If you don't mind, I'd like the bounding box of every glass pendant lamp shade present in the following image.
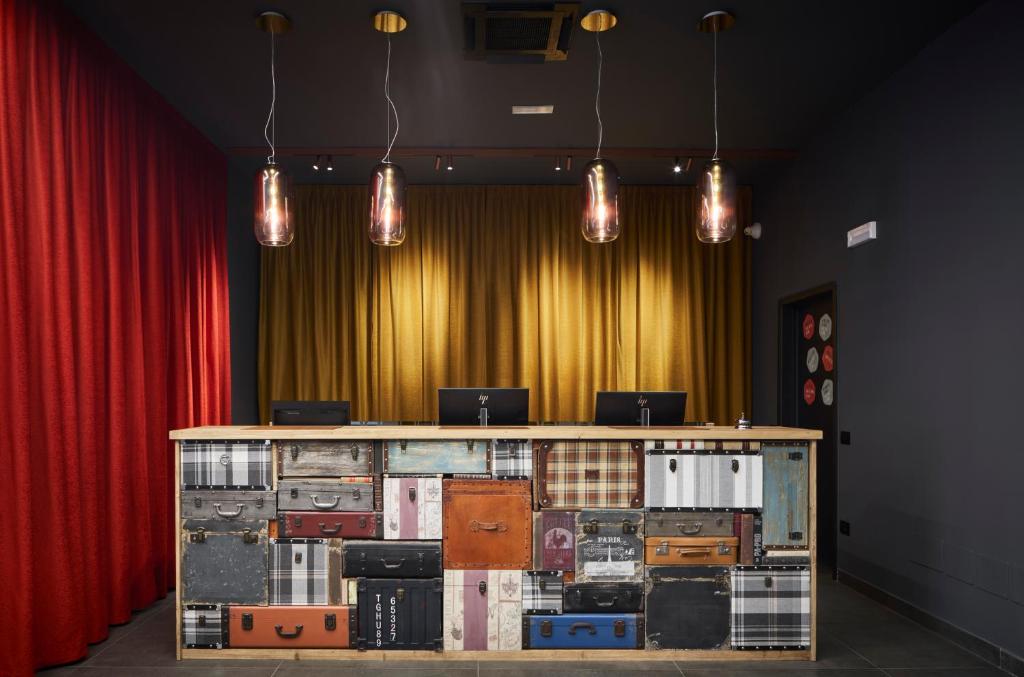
[253,162,294,246]
[581,158,620,243]
[368,162,407,246]
[697,158,737,243]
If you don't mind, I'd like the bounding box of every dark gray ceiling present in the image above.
[64,0,982,185]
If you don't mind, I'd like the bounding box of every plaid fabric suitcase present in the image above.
[522,571,563,615]
[181,440,272,489]
[270,539,329,605]
[383,476,442,540]
[443,570,523,651]
[491,439,531,479]
[645,442,763,510]
[731,565,811,649]
[182,604,227,648]
[536,440,643,509]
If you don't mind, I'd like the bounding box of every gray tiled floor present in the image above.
[39,578,1009,676]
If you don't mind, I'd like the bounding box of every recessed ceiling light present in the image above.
[512,105,554,115]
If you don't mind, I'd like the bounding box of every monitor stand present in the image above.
[478,407,489,426]
[639,407,651,427]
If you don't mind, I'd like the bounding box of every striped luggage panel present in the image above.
[492,439,532,479]
[181,604,226,648]
[522,570,563,615]
[443,570,523,651]
[383,476,443,540]
[269,539,329,605]
[645,448,763,509]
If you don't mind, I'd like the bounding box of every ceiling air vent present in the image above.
[462,3,579,63]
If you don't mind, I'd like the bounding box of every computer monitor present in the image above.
[438,388,529,426]
[593,391,687,426]
[270,400,351,426]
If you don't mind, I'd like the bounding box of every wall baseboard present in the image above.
[838,569,1024,677]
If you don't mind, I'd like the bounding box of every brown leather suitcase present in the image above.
[228,605,356,648]
[442,479,532,569]
[644,536,739,565]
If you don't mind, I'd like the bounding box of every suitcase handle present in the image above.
[310,494,340,509]
[213,503,244,518]
[380,557,406,569]
[568,622,597,636]
[318,522,342,535]
[274,624,304,639]
[593,595,619,608]
[470,520,507,532]
[676,547,711,558]
[679,522,703,535]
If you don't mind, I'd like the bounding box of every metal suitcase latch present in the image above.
[731,459,740,473]
[655,540,669,555]
[622,520,638,534]
[324,613,336,631]
[538,579,547,591]
[613,619,626,638]
[508,444,517,458]
[789,451,804,461]
[583,519,599,535]
[408,486,417,502]
[350,444,359,461]
[290,488,299,499]
[241,613,253,631]
[219,454,231,466]
[764,576,773,588]
[540,620,553,638]
[466,440,475,454]
[242,528,258,544]
[197,614,207,627]
[190,528,207,544]
[358,516,368,529]
[351,488,361,500]
[790,531,803,540]
[669,458,677,472]
[255,496,264,508]
[654,440,665,450]
[193,496,202,508]
[294,516,303,527]
[396,587,405,602]
[717,541,732,555]
[295,551,303,564]
[478,581,487,595]
[290,444,299,461]
[399,440,407,453]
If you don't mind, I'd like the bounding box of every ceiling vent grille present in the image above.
[463,3,579,63]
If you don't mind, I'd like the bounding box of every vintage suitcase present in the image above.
[180,440,272,489]
[277,478,374,512]
[181,604,227,649]
[356,577,444,650]
[563,582,644,613]
[536,440,643,509]
[491,439,532,479]
[180,490,276,522]
[269,539,329,605]
[277,439,373,477]
[383,439,489,475]
[574,510,644,584]
[383,476,442,540]
[228,605,356,648]
[646,511,735,537]
[522,613,644,649]
[342,540,442,578]
[522,571,563,615]
[762,443,809,547]
[533,511,575,570]
[645,565,730,649]
[278,511,382,539]
[645,444,763,510]
[732,565,811,648]
[181,522,268,604]
[443,570,523,651]
[442,479,532,569]
[644,536,739,565]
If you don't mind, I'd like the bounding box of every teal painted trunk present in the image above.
[761,444,809,547]
[383,439,490,475]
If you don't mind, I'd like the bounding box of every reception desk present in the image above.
[171,424,821,662]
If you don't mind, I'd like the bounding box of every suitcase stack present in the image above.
[178,435,811,654]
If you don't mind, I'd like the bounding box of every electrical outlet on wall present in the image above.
[840,431,851,445]
[839,520,851,536]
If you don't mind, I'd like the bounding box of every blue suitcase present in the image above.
[522,613,644,649]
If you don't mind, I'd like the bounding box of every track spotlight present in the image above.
[446,155,454,171]
[672,157,682,174]
[554,157,563,172]
[326,155,334,172]
[312,155,321,172]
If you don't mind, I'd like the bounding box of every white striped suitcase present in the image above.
[645,441,763,510]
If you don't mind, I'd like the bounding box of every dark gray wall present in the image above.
[752,0,1024,658]
[227,157,261,424]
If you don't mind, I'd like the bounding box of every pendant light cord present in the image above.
[712,28,719,161]
[383,33,399,163]
[263,31,276,165]
[594,30,604,159]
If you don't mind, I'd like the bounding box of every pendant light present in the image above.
[368,11,408,246]
[253,11,294,247]
[580,10,620,244]
[696,10,738,244]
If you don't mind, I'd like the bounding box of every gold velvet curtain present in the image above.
[258,184,751,424]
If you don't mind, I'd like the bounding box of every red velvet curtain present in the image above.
[0,1,231,674]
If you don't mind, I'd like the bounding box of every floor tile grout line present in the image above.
[828,630,895,677]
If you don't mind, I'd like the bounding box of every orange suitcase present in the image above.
[228,605,356,648]
[644,536,739,565]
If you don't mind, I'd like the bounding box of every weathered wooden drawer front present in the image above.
[357,577,444,650]
[731,566,811,649]
[182,604,227,648]
[491,439,532,479]
[762,444,809,547]
[644,536,739,565]
[537,440,643,509]
[442,480,532,569]
[181,490,276,522]
[443,570,523,651]
[277,478,374,512]
[574,510,644,584]
[270,539,329,605]
[278,440,373,477]
[383,477,442,540]
[563,582,644,613]
[533,511,575,570]
[384,439,489,475]
[645,565,730,649]
[645,448,763,509]
[180,440,271,489]
[646,511,734,537]
[278,511,382,539]
[342,540,442,578]
[181,525,268,605]
[523,571,563,615]
[522,613,644,649]
[228,605,356,648]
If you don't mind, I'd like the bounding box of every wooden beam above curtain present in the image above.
[258,185,750,425]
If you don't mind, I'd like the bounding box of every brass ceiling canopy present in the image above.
[698,10,735,33]
[373,10,408,34]
[580,9,617,32]
[256,10,292,34]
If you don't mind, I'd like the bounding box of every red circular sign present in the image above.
[803,378,816,405]
[802,314,815,340]
[822,345,834,372]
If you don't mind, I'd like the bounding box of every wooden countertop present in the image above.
[169,425,822,441]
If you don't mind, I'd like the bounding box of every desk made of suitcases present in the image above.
[170,424,821,663]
